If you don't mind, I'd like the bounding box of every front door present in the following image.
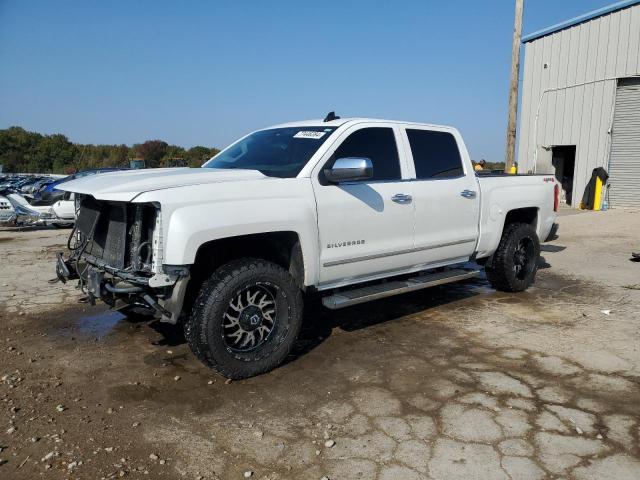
[312,124,415,286]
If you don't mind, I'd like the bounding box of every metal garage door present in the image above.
[608,77,640,208]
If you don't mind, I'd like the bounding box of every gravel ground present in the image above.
[1,210,639,480]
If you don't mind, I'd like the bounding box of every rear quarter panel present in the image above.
[476,175,556,258]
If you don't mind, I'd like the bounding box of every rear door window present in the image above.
[406,129,464,179]
[330,127,401,181]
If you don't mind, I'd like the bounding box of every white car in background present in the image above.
[1,192,75,227]
[0,195,14,223]
[35,192,76,227]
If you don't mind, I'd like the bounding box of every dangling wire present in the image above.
[75,239,90,294]
[66,224,79,250]
[137,241,152,265]
[66,223,91,294]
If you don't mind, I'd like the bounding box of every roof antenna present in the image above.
[324,111,340,122]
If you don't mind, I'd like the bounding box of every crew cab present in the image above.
[56,115,558,379]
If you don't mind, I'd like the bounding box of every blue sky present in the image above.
[0,0,613,161]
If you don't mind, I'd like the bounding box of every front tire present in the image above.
[186,258,303,379]
[485,223,540,292]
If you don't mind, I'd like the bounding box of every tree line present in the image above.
[0,126,220,174]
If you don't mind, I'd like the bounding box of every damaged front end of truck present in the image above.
[56,194,189,324]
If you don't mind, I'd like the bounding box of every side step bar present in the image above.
[322,268,480,310]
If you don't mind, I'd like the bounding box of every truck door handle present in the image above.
[460,190,477,199]
[392,194,413,204]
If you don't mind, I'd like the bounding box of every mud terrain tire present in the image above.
[485,222,540,292]
[186,258,303,379]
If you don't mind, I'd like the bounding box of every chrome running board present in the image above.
[321,268,480,310]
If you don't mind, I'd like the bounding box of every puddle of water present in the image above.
[76,310,126,337]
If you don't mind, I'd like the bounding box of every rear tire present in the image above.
[186,258,303,379]
[485,223,540,292]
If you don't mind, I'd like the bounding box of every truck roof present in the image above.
[270,117,455,131]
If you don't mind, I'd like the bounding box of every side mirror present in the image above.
[324,157,373,183]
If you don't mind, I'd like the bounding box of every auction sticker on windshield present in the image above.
[293,131,326,139]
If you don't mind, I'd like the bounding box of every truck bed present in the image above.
[475,173,557,259]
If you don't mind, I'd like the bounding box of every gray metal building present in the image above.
[517,0,640,208]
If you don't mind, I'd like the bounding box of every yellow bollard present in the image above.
[593,176,603,211]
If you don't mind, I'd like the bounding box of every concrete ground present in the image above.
[0,210,639,480]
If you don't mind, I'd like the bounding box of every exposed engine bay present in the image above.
[56,195,189,323]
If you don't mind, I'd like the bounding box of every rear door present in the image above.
[312,123,415,286]
[401,127,479,265]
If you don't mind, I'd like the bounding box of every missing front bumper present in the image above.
[55,252,189,324]
[55,253,78,283]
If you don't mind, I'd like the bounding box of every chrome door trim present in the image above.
[322,238,476,267]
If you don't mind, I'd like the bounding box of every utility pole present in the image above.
[505,0,524,173]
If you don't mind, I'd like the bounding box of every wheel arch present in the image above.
[181,231,306,321]
[192,231,305,282]
[503,207,539,231]
[477,207,539,266]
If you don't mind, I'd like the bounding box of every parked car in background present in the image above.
[1,188,75,227]
[0,192,15,223]
[30,191,76,227]
[0,176,59,225]
[0,169,127,226]
[33,168,127,205]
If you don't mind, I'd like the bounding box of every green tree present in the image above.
[0,127,220,173]
[105,144,129,168]
[160,144,187,167]
[0,126,43,172]
[135,140,168,168]
[37,134,79,173]
[186,145,217,167]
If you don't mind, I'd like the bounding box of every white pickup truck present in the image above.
[57,115,558,379]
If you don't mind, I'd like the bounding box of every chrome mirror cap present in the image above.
[324,157,373,183]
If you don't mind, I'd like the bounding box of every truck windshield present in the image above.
[203,127,337,178]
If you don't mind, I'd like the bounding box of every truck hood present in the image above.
[58,168,268,202]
